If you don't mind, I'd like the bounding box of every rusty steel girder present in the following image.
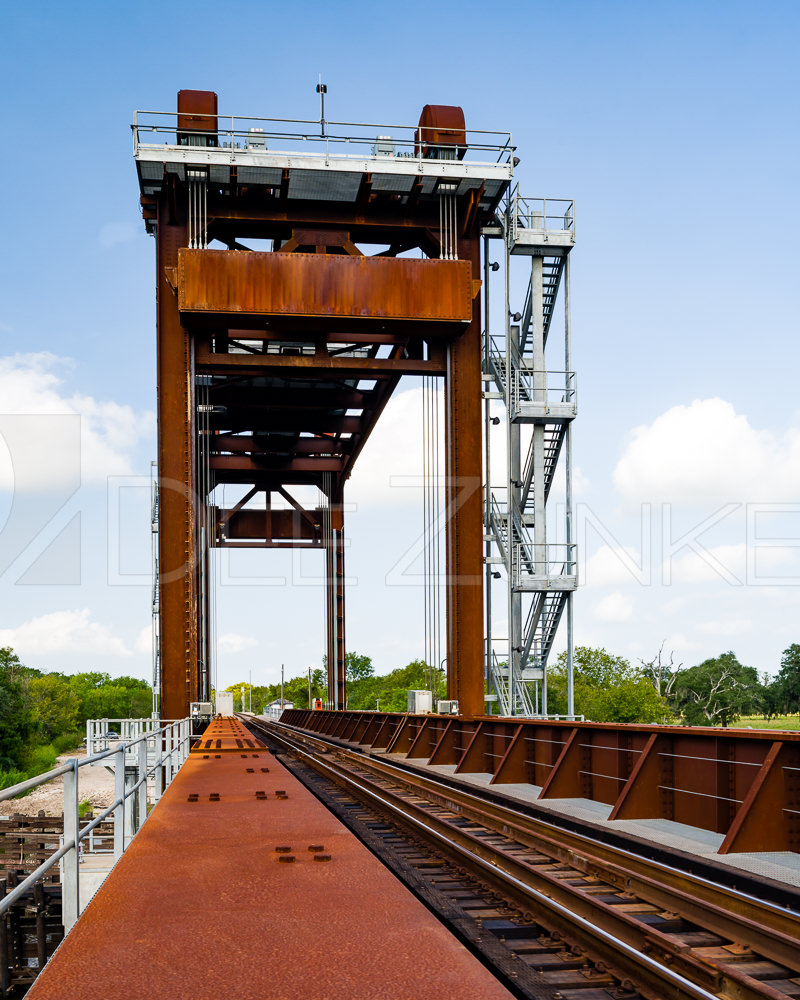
[178,249,473,324]
[282,710,800,854]
[142,89,498,717]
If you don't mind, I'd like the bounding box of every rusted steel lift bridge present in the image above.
[14,90,800,1000]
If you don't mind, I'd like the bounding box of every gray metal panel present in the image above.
[287,169,362,202]
[456,177,484,196]
[371,173,415,193]
[165,163,185,180]
[139,162,163,180]
[209,165,230,184]
[237,166,282,185]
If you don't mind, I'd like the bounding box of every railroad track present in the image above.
[244,716,800,1000]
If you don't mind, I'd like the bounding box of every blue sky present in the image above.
[1,0,798,691]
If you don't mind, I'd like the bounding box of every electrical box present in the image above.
[373,135,395,156]
[437,700,459,715]
[407,690,433,714]
[247,127,267,150]
[190,702,213,719]
[215,691,234,716]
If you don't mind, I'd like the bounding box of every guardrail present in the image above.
[0,719,191,933]
[511,369,577,413]
[511,193,575,233]
[132,110,515,167]
[514,542,578,583]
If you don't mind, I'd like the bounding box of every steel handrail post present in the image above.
[62,760,79,932]
[137,735,148,832]
[114,747,125,861]
[123,762,135,847]
[155,730,164,803]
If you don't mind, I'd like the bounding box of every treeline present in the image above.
[0,646,152,788]
[229,644,800,728]
[534,643,800,726]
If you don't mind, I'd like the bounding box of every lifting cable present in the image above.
[421,376,443,702]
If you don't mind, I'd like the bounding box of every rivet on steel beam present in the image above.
[307,845,324,852]
[275,846,292,853]
[313,854,332,863]
[278,855,295,864]
[246,768,255,773]
[260,768,270,773]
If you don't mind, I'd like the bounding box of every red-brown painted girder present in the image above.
[27,720,512,1000]
[178,249,473,323]
[284,710,800,853]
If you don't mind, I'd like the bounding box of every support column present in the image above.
[445,238,484,715]
[325,489,346,709]
[530,256,547,713]
[156,178,199,720]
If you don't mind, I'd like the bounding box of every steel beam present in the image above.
[445,238,484,715]
[156,179,199,719]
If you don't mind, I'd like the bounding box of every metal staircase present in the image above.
[482,190,578,717]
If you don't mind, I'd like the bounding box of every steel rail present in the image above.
[269,720,800,958]
[250,718,794,1000]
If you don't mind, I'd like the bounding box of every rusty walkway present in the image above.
[26,718,513,1000]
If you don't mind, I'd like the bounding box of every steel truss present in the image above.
[482,192,578,717]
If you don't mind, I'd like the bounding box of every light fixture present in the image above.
[491,416,500,426]
[490,261,499,272]
[492,571,501,579]
[512,156,520,167]
[511,311,521,322]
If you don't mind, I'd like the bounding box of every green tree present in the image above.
[0,647,35,770]
[549,646,672,723]
[670,652,761,727]
[29,674,80,742]
[776,644,800,714]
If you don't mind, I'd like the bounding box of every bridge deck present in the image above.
[29,719,512,999]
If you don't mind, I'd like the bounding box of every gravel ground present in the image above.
[0,750,116,818]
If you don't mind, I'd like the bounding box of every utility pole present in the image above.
[249,669,252,712]
[281,663,284,712]
[308,666,311,709]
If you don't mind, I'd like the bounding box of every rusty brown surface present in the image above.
[445,237,485,715]
[283,709,800,852]
[27,720,513,1000]
[178,249,473,323]
[416,105,467,159]
[176,89,217,136]
[156,181,198,720]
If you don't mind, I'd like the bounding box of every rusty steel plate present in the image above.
[178,248,473,323]
[28,727,513,1000]
[192,717,267,754]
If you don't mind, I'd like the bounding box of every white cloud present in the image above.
[0,609,131,657]
[666,542,798,585]
[583,544,648,586]
[592,591,634,622]
[217,632,258,654]
[348,386,431,509]
[134,625,152,654]
[0,353,152,490]
[614,398,800,507]
[696,617,753,636]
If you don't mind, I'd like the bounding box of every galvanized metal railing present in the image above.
[510,369,577,414]
[513,542,578,586]
[132,110,515,166]
[511,191,575,235]
[0,718,191,933]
